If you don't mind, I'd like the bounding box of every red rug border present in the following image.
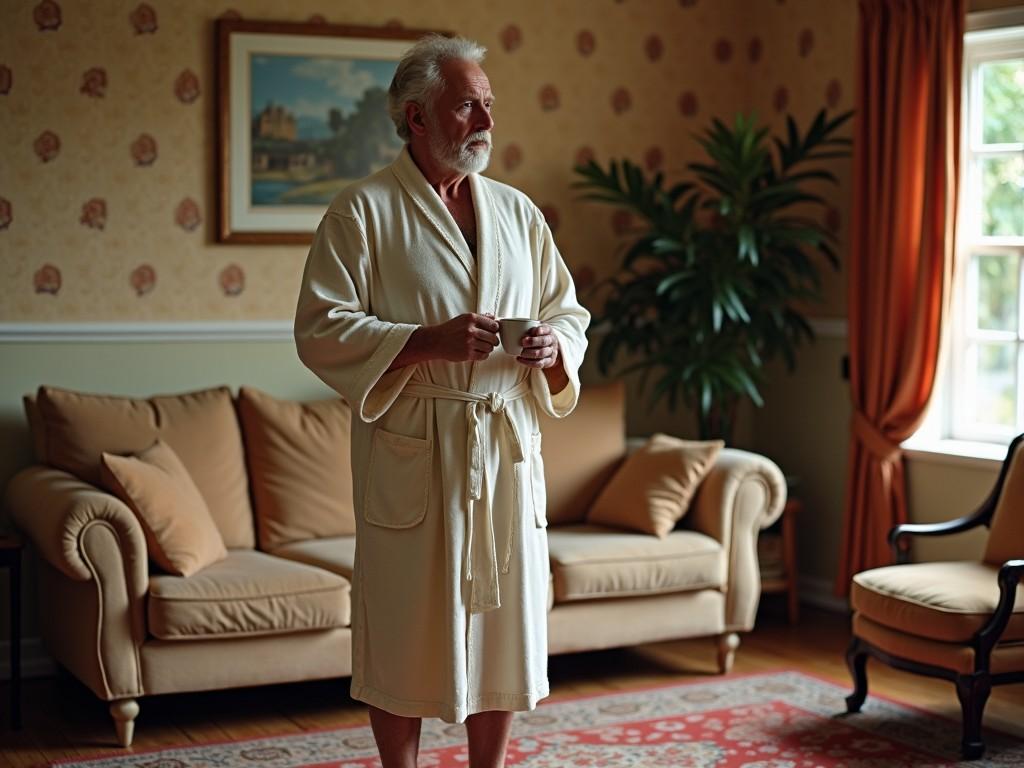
[46,667,1012,766]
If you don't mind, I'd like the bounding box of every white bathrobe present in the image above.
[293,146,590,723]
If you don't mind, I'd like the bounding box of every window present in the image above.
[946,24,1024,445]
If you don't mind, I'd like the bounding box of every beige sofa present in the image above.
[3,380,785,747]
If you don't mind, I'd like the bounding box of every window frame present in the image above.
[947,25,1024,445]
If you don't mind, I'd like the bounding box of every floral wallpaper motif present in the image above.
[0,0,853,322]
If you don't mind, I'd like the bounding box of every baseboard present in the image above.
[799,575,850,614]
[0,637,57,680]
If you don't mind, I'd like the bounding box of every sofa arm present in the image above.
[3,465,147,699]
[4,466,148,593]
[687,448,787,632]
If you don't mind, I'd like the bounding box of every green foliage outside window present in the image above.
[980,60,1024,237]
[976,253,1018,332]
[982,59,1024,144]
[975,342,1017,427]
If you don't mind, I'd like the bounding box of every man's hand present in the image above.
[518,324,570,394]
[425,312,501,363]
[387,313,499,372]
[516,324,560,369]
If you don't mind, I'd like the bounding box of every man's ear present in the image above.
[406,103,428,137]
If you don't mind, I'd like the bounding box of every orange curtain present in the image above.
[837,0,964,594]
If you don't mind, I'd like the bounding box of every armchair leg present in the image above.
[110,698,140,747]
[716,632,740,674]
[955,673,992,761]
[844,637,869,713]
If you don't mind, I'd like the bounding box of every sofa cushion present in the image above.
[586,434,723,537]
[852,561,1024,643]
[539,381,626,526]
[100,440,227,577]
[269,536,357,580]
[547,524,725,603]
[34,385,255,548]
[148,550,350,640]
[237,387,356,550]
[271,536,559,611]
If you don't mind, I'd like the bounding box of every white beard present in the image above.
[428,127,492,174]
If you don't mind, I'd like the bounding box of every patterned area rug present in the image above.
[53,671,1024,767]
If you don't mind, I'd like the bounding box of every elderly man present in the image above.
[294,34,589,768]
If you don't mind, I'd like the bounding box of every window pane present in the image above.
[975,253,1019,331]
[982,59,1024,144]
[970,342,1017,428]
[981,155,1024,237]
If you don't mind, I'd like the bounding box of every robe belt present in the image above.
[400,380,531,614]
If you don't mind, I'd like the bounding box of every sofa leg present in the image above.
[955,673,991,760]
[110,698,140,747]
[716,632,740,673]
[845,637,869,713]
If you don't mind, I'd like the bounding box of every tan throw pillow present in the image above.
[586,433,724,537]
[237,387,356,550]
[100,439,228,577]
[35,385,255,548]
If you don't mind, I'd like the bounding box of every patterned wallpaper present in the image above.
[0,0,854,323]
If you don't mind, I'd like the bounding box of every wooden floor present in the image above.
[2,604,1023,766]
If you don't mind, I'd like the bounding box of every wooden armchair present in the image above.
[844,434,1024,760]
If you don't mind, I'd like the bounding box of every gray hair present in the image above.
[388,34,487,142]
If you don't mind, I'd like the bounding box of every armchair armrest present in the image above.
[889,513,990,564]
[688,448,787,632]
[976,559,1024,659]
[3,465,147,699]
[4,465,147,593]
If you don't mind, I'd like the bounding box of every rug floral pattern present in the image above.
[54,672,1024,768]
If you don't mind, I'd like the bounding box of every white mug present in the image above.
[498,317,540,356]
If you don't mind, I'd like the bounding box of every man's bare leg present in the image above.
[465,710,515,768]
[367,705,421,768]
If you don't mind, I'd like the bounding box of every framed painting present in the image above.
[216,19,435,244]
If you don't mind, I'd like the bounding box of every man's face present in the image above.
[425,58,494,174]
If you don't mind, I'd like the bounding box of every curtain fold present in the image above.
[837,0,964,595]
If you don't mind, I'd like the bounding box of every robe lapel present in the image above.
[469,172,500,316]
[391,147,476,282]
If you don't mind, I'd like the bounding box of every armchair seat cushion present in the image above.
[148,550,350,640]
[852,561,1024,643]
[547,524,724,603]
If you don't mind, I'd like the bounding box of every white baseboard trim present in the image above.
[0,637,57,680]
[0,321,294,343]
[799,574,850,614]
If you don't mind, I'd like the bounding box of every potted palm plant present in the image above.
[573,109,852,441]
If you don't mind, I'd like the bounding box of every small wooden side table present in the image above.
[0,532,22,730]
[759,498,800,625]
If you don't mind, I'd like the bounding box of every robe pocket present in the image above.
[363,428,431,529]
[529,432,547,528]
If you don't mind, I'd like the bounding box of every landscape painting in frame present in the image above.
[217,20,432,243]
